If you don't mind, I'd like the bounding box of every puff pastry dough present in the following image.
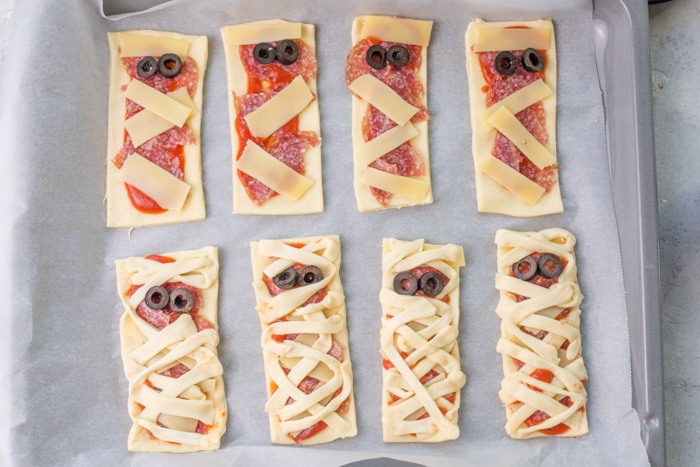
[465,19,563,216]
[250,235,357,444]
[116,246,227,452]
[380,238,466,442]
[494,229,588,438]
[106,30,207,228]
[221,20,323,215]
[346,16,434,211]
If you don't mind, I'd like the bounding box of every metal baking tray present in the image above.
[592,0,664,465]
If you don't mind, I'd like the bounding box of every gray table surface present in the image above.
[0,1,697,466]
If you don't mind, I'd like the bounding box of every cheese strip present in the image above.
[118,32,191,58]
[473,28,550,52]
[222,21,302,45]
[357,123,419,167]
[480,79,553,130]
[125,79,193,128]
[124,110,175,148]
[168,87,197,112]
[244,76,314,138]
[349,74,419,126]
[362,167,430,200]
[237,141,313,200]
[478,156,545,205]
[120,153,191,211]
[487,107,556,169]
[358,16,433,46]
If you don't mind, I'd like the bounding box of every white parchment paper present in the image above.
[1,0,650,465]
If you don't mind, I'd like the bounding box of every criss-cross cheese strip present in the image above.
[250,236,357,445]
[494,228,588,439]
[116,246,227,452]
[125,88,198,147]
[244,75,314,138]
[380,238,466,442]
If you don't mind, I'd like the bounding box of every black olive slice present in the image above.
[273,267,298,290]
[169,287,195,313]
[512,256,537,281]
[366,45,387,70]
[387,45,410,67]
[537,253,563,279]
[522,48,545,73]
[253,42,276,64]
[144,285,169,310]
[297,265,323,286]
[276,39,299,65]
[158,53,183,78]
[418,271,445,297]
[494,51,517,76]
[393,271,418,295]
[136,56,158,78]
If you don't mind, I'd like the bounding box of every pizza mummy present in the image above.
[221,20,323,215]
[249,236,357,444]
[494,229,588,438]
[115,246,227,452]
[465,19,562,217]
[380,238,466,442]
[106,30,207,228]
[345,16,434,211]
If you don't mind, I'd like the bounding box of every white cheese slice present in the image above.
[236,141,313,200]
[221,21,302,45]
[480,79,553,130]
[362,167,429,200]
[473,28,550,52]
[124,110,175,148]
[357,123,419,167]
[124,79,193,128]
[157,413,199,433]
[167,87,197,113]
[118,32,191,59]
[119,153,191,211]
[244,76,314,138]
[349,74,419,126]
[477,156,545,205]
[358,16,433,46]
[487,106,556,170]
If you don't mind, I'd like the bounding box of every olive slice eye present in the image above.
[137,56,158,78]
[393,271,418,295]
[418,271,445,297]
[512,256,537,281]
[297,265,323,286]
[253,42,276,64]
[273,267,298,290]
[276,39,299,65]
[494,51,517,76]
[158,53,183,78]
[537,253,562,279]
[169,287,195,313]
[522,48,544,73]
[387,45,410,67]
[366,44,387,70]
[145,285,169,310]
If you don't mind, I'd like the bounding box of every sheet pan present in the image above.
[0,0,663,465]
